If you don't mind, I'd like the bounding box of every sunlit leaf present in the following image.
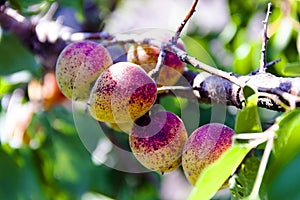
[282,62,300,77]
[272,17,293,54]
[235,86,262,134]
[272,109,300,158]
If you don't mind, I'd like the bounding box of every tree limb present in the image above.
[1,4,299,112]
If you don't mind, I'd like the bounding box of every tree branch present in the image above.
[0,5,66,71]
[1,3,300,112]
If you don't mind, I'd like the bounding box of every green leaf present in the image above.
[0,147,47,199]
[235,86,262,134]
[231,151,261,200]
[282,62,300,77]
[20,0,46,9]
[230,87,262,198]
[188,145,251,200]
[0,33,38,75]
[263,109,300,189]
[181,35,216,68]
[243,85,256,101]
[159,96,182,116]
[272,109,300,160]
[0,77,14,98]
[267,152,300,200]
[272,17,293,54]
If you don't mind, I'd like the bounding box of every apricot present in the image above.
[127,41,186,86]
[56,41,112,101]
[88,62,157,123]
[28,72,66,109]
[42,72,66,109]
[182,123,234,188]
[129,111,188,173]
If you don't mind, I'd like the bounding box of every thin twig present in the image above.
[169,45,246,88]
[157,86,193,92]
[233,131,274,149]
[258,2,272,73]
[171,0,199,44]
[233,132,270,140]
[265,58,281,68]
[150,0,199,82]
[250,58,281,75]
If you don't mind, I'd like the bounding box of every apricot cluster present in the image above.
[55,40,234,187]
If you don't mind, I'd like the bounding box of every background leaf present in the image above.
[0,33,38,75]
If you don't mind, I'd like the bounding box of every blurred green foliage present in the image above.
[0,0,299,199]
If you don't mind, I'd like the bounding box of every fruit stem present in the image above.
[249,130,274,199]
[148,43,167,83]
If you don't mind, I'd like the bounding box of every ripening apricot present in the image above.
[182,123,234,188]
[88,62,157,123]
[56,41,112,101]
[127,41,186,86]
[129,111,188,173]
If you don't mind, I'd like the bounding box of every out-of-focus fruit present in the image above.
[42,72,66,109]
[127,40,186,86]
[28,72,66,109]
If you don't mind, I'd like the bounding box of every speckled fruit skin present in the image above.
[127,42,186,86]
[182,123,234,188]
[88,62,157,123]
[56,41,112,101]
[129,111,188,173]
